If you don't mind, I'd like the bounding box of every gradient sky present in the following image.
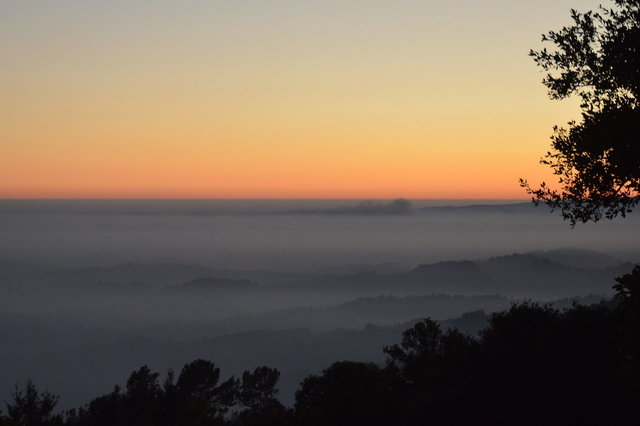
[0,0,601,199]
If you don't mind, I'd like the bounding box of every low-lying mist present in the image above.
[0,199,638,408]
[1,199,639,269]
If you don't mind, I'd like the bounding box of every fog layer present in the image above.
[0,200,638,408]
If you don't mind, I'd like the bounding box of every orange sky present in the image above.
[0,0,596,199]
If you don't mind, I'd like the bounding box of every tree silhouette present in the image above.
[69,386,123,426]
[294,361,399,426]
[238,367,281,411]
[172,359,237,425]
[233,367,289,426]
[65,360,239,426]
[383,319,479,425]
[384,318,477,386]
[6,299,640,426]
[521,0,639,225]
[4,381,62,426]
[613,265,640,386]
[123,365,161,425]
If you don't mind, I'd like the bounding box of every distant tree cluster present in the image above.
[521,0,640,225]
[2,266,639,426]
[1,362,286,426]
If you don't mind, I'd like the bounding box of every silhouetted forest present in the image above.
[2,266,638,426]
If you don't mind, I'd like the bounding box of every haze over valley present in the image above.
[0,199,637,408]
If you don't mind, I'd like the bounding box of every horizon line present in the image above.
[0,197,531,201]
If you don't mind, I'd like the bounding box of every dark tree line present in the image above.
[2,266,639,426]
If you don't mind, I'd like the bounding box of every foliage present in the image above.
[4,381,61,426]
[294,361,399,426]
[384,319,477,385]
[173,359,237,424]
[125,365,161,425]
[238,367,280,411]
[521,0,640,225]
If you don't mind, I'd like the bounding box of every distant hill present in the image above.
[1,249,632,300]
[405,253,625,298]
[190,294,513,335]
[527,247,622,269]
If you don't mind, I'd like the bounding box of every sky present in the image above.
[0,0,602,199]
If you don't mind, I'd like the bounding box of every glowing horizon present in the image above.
[0,0,600,199]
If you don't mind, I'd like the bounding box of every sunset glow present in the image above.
[0,0,598,199]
